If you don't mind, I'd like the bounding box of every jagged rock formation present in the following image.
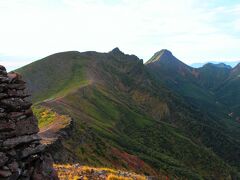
[0,65,58,180]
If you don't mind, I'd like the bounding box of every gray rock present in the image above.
[1,98,32,111]
[21,144,46,158]
[7,89,29,98]
[3,134,41,148]
[0,121,15,132]
[14,116,39,136]
[7,73,21,83]
[0,152,8,166]
[0,77,10,83]
[7,150,17,157]
[7,161,19,172]
[8,112,26,120]
[0,113,8,119]
[9,109,33,120]
[0,66,6,72]
[0,84,7,92]
[0,70,7,75]
[0,169,12,177]
[7,83,25,90]
[9,171,20,180]
[0,65,59,180]
[0,93,8,100]
[0,117,38,140]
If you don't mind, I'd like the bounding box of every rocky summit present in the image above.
[0,65,58,180]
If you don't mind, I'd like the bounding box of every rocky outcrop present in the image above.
[0,65,58,179]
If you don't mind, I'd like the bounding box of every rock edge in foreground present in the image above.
[0,65,58,180]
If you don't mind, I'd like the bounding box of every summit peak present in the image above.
[146,49,176,64]
[158,49,173,55]
[110,47,124,55]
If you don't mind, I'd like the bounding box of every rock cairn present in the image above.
[0,65,58,179]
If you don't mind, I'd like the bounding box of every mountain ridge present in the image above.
[202,62,232,69]
[191,61,240,68]
[14,48,240,179]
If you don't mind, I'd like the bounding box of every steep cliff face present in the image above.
[0,65,58,179]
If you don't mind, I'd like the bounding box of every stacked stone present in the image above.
[0,65,58,180]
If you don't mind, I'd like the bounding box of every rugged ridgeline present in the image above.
[0,65,58,179]
[16,49,240,179]
[146,50,240,122]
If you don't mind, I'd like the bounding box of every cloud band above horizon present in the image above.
[0,0,240,70]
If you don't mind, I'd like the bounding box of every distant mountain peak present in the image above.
[232,63,240,75]
[191,61,239,68]
[159,49,173,56]
[110,47,124,55]
[235,63,240,69]
[146,49,181,64]
[110,47,141,62]
[146,49,194,77]
[154,49,173,57]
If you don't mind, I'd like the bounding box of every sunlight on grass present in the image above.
[54,164,147,180]
[33,105,71,129]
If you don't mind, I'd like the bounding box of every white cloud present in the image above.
[0,0,239,70]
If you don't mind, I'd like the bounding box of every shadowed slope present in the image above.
[146,50,240,171]
[215,63,240,118]
[198,63,231,90]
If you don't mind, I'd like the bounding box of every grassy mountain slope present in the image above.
[215,63,240,118]
[146,51,240,170]
[16,51,89,102]
[15,49,240,179]
[145,50,229,120]
[146,50,215,105]
[197,63,231,90]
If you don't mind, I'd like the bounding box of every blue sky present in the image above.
[0,0,240,71]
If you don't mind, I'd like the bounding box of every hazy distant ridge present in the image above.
[191,61,239,68]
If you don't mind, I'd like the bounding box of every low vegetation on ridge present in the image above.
[54,164,147,180]
[16,48,240,179]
